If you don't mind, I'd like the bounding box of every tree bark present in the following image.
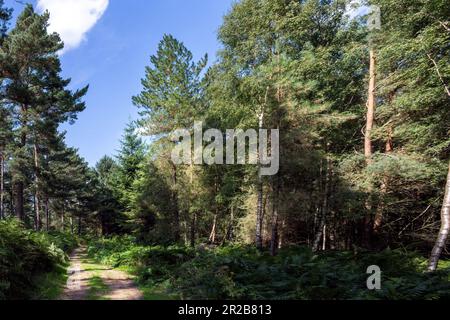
[428,162,450,271]
[223,205,235,244]
[171,163,180,242]
[365,49,377,163]
[363,49,377,247]
[14,181,24,221]
[313,154,331,252]
[256,104,266,251]
[33,143,41,231]
[270,175,280,256]
[45,197,50,231]
[61,202,65,232]
[14,106,28,221]
[209,213,217,244]
[190,212,197,247]
[0,150,4,220]
[373,127,393,234]
[78,214,82,236]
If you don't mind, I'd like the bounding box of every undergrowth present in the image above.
[86,236,450,300]
[0,219,78,300]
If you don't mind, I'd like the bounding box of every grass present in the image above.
[140,280,178,300]
[31,263,69,300]
[82,261,111,300]
[86,276,110,300]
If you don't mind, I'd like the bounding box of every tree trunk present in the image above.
[45,197,50,231]
[373,127,393,234]
[223,205,235,244]
[190,212,197,247]
[363,49,377,247]
[365,49,377,163]
[209,214,217,244]
[428,162,450,271]
[313,150,331,252]
[255,82,271,252]
[14,106,28,221]
[61,202,65,232]
[278,219,286,249]
[14,182,24,221]
[0,151,4,220]
[33,143,41,231]
[78,214,82,236]
[171,163,180,242]
[270,176,280,256]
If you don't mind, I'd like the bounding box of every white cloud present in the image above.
[37,0,109,53]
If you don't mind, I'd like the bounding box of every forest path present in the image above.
[60,247,143,300]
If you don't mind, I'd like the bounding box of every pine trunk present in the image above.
[428,162,450,271]
[33,143,41,231]
[14,106,27,221]
[374,129,393,234]
[313,150,331,252]
[222,205,234,245]
[45,198,50,231]
[78,214,82,236]
[363,49,377,247]
[256,107,265,251]
[365,49,376,162]
[14,181,24,221]
[171,163,180,242]
[190,212,197,247]
[270,176,280,256]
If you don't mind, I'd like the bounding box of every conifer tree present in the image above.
[0,5,87,223]
[133,34,208,242]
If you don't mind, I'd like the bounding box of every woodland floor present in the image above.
[60,247,143,300]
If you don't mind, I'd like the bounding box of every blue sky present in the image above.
[6,0,234,166]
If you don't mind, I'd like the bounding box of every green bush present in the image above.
[0,219,78,300]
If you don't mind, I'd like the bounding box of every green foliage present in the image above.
[0,219,77,299]
[87,237,450,300]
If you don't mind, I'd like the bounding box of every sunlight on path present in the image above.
[60,247,143,300]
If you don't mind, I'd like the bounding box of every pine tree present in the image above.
[0,5,87,224]
[133,34,208,242]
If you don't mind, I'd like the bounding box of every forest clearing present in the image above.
[1,0,450,301]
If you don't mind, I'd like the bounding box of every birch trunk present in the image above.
[428,162,450,271]
[209,214,217,244]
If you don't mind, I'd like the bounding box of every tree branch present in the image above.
[427,53,450,98]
